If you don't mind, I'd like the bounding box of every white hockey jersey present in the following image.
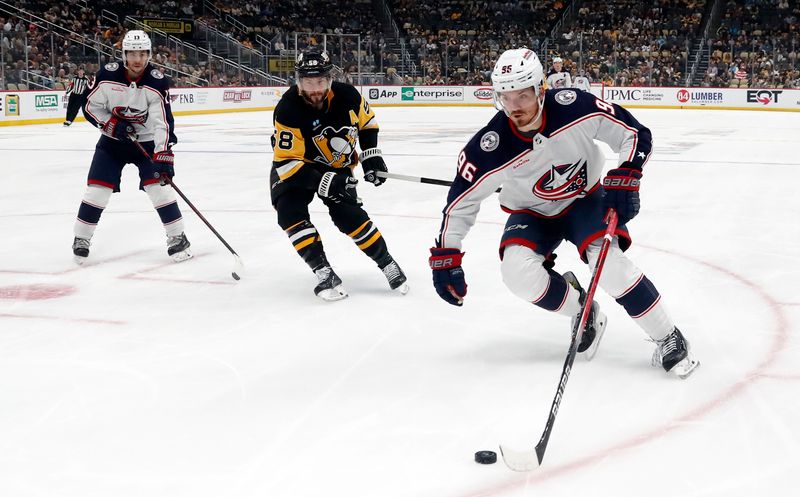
[84,61,176,152]
[437,89,652,249]
[546,69,572,89]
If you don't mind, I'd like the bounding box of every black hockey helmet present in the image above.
[295,48,333,78]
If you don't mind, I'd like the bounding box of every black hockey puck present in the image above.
[474,450,497,464]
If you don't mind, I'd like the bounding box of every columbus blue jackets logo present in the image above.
[312,125,358,168]
[532,159,588,201]
[555,90,577,105]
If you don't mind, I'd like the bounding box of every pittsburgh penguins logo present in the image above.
[312,126,358,168]
[532,159,588,201]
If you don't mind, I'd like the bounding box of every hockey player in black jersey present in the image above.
[270,48,408,301]
[71,30,190,264]
[429,48,699,378]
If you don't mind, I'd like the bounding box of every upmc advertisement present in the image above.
[600,86,799,110]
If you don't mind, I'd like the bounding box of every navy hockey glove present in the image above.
[101,106,144,141]
[429,248,467,306]
[318,171,362,205]
[152,150,175,185]
[361,148,387,186]
[602,166,642,224]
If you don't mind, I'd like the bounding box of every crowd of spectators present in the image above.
[701,0,799,88]
[1,0,262,90]
[391,0,565,85]
[543,0,706,88]
[2,0,799,90]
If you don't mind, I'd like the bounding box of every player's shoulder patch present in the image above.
[555,89,577,105]
[150,69,164,79]
[479,130,500,152]
[104,62,119,71]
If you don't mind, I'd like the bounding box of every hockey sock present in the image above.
[285,220,327,270]
[74,185,112,239]
[615,275,675,341]
[347,219,388,263]
[144,184,184,237]
[534,270,583,314]
[501,245,582,315]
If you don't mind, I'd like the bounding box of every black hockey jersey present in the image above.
[438,88,652,249]
[271,81,378,181]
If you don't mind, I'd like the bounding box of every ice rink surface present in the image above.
[1,104,799,497]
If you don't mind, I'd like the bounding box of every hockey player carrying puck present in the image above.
[270,48,408,301]
[429,48,699,378]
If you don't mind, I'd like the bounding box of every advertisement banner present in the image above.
[400,86,464,102]
[141,18,194,37]
[3,86,799,125]
[363,86,495,105]
[268,59,295,72]
[600,86,800,110]
[4,93,19,116]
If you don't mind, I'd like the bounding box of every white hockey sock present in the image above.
[144,184,185,237]
[501,245,581,316]
[74,185,112,240]
[585,239,675,340]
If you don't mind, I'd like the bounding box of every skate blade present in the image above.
[393,282,410,295]
[316,285,349,302]
[170,249,193,262]
[579,312,607,362]
[73,255,87,265]
[670,357,700,379]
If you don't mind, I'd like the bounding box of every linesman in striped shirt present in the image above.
[63,66,90,126]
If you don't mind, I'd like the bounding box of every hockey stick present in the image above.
[499,209,619,471]
[376,171,502,193]
[131,140,244,281]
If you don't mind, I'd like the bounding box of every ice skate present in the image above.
[651,327,699,379]
[63,120,72,127]
[563,271,607,361]
[378,256,409,295]
[72,236,90,265]
[314,265,348,301]
[167,232,192,262]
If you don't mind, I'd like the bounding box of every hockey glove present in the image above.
[101,106,145,141]
[361,148,387,186]
[318,171,361,206]
[602,165,642,224]
[429,247,467,306]
[152,150,175,185]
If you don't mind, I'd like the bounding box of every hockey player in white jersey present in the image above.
[71,30,191,263]
[429,48,699,378]
[546,56,572,89]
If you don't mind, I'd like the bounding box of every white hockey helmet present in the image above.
[491,48,545,95]
[491,48,545,112]
[122,30,152,67]
[552,56,563,64]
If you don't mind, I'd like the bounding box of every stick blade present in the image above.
[231,254,244,281]
[499,445,541,472]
